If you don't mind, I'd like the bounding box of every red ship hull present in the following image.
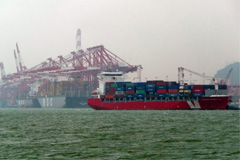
[88,96,230,110]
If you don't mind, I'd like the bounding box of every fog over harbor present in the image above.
[0,0,239,82]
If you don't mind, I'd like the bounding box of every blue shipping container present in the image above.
[146,83,156,88]
[115,82,131,84]
[169,93,179,97]
[157,93,166,97]
[146,94,155,98]
[146,88,156,92]
[115,87,124,91]
[205,85,215,89]
[223,85,227,89]
[210,85,215,89]
[218,85,222,89]
[136,94,145,98]
[218,85,227,89]
[126,86,135,90]
[168,85,179,89]
[157,85,167,89]
[204,85,209,89]
[116,82,131,84]
[136,86,146,90]
[126,94,135,98]
[168,82,177,86]
[135,82,146,86]
[184,85,191,90]
[193,93,203,97]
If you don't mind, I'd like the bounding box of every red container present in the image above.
[192,89,205,93]
[192,85,205,89]
[126,90,135,94]
[168,89,179,93]
[147,80,158,84]
[108,87,116,92]
[157,89,167,93]
[106,95,114,99]
[157,81,168,86]
[106,82,114,86]
[107,91,115,95]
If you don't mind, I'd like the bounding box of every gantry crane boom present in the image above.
[223,68,233,85]
[16,43,23,71]
[14,50,20,73]
[16,43,27,72]
[178,67,215,85]
[0,62,6,78]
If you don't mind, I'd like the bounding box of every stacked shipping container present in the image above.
[101,81,228,100]
[37,79,91,97]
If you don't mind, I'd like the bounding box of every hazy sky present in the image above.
[0,0,239,82]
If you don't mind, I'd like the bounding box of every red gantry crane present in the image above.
[0,44,141,107]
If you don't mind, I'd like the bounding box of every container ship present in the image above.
[37,80,90,108]
[15,79,90,108]
[88,71,231,110]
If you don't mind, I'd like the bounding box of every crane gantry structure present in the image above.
[0,43,141,107]
[178,67,216,85]
[4,45,140,84]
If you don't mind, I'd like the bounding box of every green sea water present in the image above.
[0,109,239,160]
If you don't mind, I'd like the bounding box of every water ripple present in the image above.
[0,109,239,159]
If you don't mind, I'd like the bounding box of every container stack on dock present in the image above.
[37,79,90,97]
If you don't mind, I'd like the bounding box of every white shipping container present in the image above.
[184,90,192,93]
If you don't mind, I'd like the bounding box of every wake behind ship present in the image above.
[88,71,231,110]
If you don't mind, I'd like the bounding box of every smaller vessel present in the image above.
[88,71,231,110]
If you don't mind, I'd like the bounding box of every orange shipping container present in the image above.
[126,90,135,94]
[106,95,114,99]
